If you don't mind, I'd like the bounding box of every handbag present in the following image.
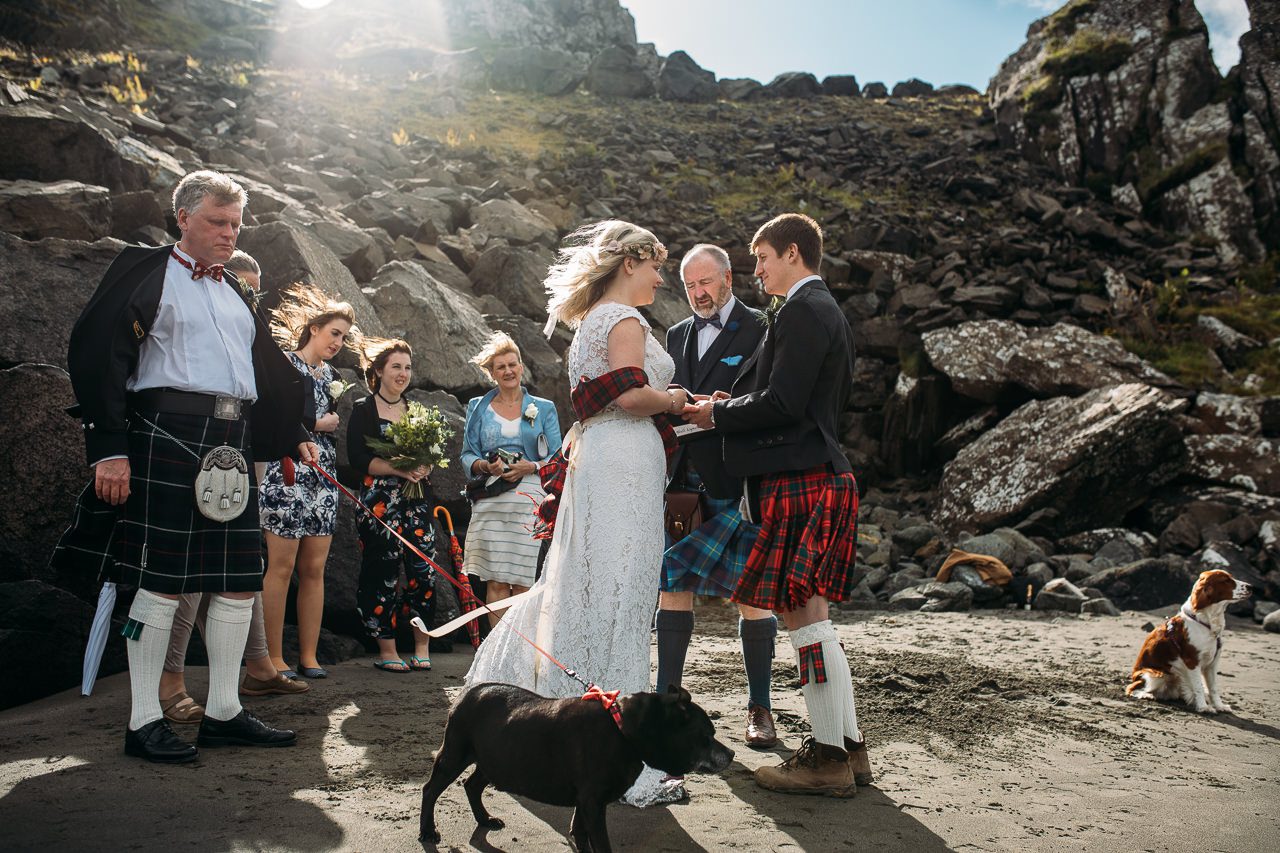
[664,490,706,542]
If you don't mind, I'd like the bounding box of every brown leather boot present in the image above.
[754,737,856,797]
[745,704,778,748]
[844,736,874,786]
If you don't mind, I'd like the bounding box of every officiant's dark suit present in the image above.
[666,300,766,498]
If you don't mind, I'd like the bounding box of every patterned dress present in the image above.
[259,353,339,538]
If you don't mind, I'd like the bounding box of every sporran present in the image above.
[194,445,251,522]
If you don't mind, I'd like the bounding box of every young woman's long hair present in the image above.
[542,220,667,336]
[269,282,362,360]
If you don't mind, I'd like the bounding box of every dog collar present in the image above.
[582,685,624,730]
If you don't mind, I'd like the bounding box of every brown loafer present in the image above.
[160,691,205,724]
[745,703,778,748]
[844,735,874,786]
[240,672,312,696]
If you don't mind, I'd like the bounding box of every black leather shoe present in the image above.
[197,709,297,748]
[124,719,198,763]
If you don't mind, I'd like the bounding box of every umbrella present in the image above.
[433,506,481,649]
[81,582,117,696]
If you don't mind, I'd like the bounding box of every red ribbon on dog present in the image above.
[582,685,623,730]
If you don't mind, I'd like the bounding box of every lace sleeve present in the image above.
[572,303,650,382]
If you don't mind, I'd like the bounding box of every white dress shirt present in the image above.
[783,274,822,303]
[127,245,258,402]
[695,295,738,360]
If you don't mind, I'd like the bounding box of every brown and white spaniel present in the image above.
[1125,569,1252,714]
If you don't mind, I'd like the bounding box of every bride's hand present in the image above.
[666,387,689,412]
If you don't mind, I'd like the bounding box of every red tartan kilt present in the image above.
[731,465,859,612]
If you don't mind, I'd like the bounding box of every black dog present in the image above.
[420,682,734,852]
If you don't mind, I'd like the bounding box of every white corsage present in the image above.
[328,379,354,400]
[523,402,539,425]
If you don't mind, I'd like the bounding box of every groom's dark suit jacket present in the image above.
[665,299,766,499]
[714,278,855,479]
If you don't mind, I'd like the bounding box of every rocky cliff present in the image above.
[1,0,1277,708]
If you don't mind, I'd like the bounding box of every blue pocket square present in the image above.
[720,355,744,367]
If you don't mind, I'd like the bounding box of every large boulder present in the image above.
[470,198,557,248]
[363,261,493,395]
[988,0,1264,262]
[0,365,90,593]
[658,51,718,102]
[340,189,455,241]
[934,384,1187,536]
[468,245,553,318]
[821,75,860,96]
[1082,558,1195,610]
[0,233,125,369]
[234,221,387,338]
[1185,435,1280,495]
[761,72,821,99]
[922,320,1176,402]
[585,46,655,99]
[1235,0,1280,249]
[308,218,386,284]
[488,46,585,95]
[892,78,934,97]
[0,179,112,241]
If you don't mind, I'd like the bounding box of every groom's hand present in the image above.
[684,399,716,429]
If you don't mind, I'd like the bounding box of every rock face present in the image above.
[444,0,637,55]
[364,262,494,394]
[0,233,124,369]
[658,51,717,103]
[1234,0,1280,249]
[922,320,1177,402]
[935,384,1187,536]
[585,46,654,98]
[988,0,1269,262]
[488,46,585,95]
[0,179,111,241]
[468,245,553,318]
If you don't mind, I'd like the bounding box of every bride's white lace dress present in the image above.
[465,301,679,806]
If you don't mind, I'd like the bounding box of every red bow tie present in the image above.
[171,249,224,282]
[582,685,624,729]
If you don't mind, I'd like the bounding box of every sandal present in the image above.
[374,659,410,673]
[160,691,205,724]
[408,655,432,671]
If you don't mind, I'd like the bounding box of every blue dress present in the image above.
[259,353,339,538]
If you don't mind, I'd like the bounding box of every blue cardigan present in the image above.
[461,387,562,473]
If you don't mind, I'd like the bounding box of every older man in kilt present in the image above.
[685,212,869,797]
[52,170,317,763]
[657,243,778,748]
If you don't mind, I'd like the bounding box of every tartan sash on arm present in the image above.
[533,367,678,539]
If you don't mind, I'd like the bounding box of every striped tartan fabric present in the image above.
[660,500,758,598]
[732,465,860,612]
[797,641,828,686]
[533,367,679,539]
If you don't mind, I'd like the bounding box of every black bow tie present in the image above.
[693,315,723,331]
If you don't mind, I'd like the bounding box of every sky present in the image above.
[624,0,1253,90]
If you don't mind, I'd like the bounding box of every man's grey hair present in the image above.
[171,170,248,218]
[679,243,732,280]
[224,249,260,277]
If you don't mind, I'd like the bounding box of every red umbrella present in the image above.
[433,506,481,649]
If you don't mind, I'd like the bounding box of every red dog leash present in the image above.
[303,460,617,714]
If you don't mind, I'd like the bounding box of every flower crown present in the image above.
[602,239,666,262]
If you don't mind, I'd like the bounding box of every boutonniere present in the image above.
[327,378,354,400]
[764,295,785,328]
[234,275,262,310]
[720,355,743,367]
[523,402,539,425]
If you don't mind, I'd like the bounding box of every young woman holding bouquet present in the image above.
[460,332,562,627]
[259,284,359,681]
[346,340,441,672]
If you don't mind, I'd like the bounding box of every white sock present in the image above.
[824,636,861,743]
[791,620,848,751]
[204,595,253,722]
[127,590,179,731]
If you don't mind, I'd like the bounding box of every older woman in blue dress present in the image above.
[461,332,561,626]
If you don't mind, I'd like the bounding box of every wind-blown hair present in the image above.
[542,220,667,336]
[471,331,522,377]
[362,337,413,392]
[269,282,361,358]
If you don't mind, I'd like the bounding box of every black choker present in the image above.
[376,390,403,405]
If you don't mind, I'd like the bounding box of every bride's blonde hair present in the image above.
[542,220,667,336]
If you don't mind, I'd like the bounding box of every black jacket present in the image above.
[713,279,855,478]
[66,243,308,465]
[665,300,766,498]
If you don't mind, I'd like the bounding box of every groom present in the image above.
[684,213,869,796]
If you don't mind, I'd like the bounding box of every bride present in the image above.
[465,220,690,806]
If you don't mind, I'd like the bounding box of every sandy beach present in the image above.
[2,604,1277,853]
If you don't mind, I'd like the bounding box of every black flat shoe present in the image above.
[197,709,297,748]
[124,719,198,763]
